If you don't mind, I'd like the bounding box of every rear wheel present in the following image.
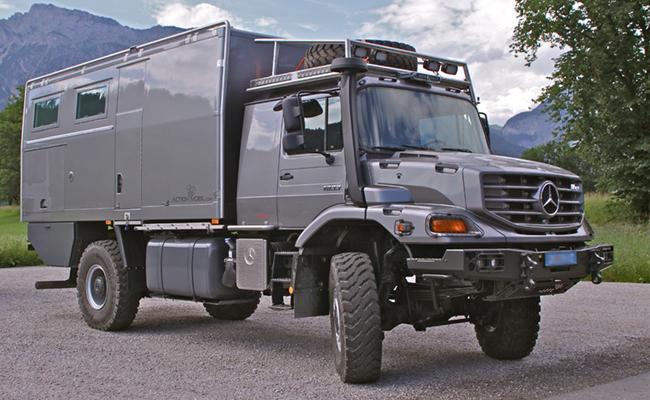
[76,240,141,331]
[203,294,260,321]
[329,252,383,383]
[474,297,541,360]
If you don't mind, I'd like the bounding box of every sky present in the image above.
[0,0,560,125]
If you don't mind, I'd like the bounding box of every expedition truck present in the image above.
[21,21,614,383]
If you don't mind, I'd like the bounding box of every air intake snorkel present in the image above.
[330,57,368,207]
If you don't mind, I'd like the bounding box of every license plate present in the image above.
[545,251,577,267]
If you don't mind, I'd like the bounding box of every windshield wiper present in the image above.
[439,147,473,153]
[400,144,433,151]
[359,145,407,154]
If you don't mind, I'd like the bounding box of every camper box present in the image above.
[21,22,302,225]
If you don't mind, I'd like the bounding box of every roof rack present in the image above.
[249,38,476,103]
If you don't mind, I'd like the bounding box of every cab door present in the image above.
[276,96,346,228]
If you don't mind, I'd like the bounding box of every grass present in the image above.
[0,196,648,282]
[585,193,650,283]
[0,207,41,267]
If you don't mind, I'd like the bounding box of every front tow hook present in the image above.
[591,252,605,284]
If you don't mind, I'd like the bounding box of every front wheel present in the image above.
[329,252,383,383]
[473,297,541,360]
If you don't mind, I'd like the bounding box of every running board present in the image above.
[35,279,76,289]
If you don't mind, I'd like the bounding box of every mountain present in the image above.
[489,125,527,157]
[0,4,181,108]
[489,103,562,157]
[0,4,559,155]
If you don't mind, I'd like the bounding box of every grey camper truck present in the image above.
[21,21,614,383]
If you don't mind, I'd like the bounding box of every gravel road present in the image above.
[1,267,648,400]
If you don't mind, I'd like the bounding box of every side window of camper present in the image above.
[33,96,60,129]
[76,85,107,120]
[290,96,342,154]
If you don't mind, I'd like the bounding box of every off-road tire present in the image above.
[76,240,141,331]
[329,252,383,383]
[474,297,541,360]
[204,294,260,321]
[303,40,417,71]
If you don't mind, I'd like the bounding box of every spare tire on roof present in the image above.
[303,39,417,71]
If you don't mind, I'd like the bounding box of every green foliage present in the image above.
[512,0,650,217]
[522,140,597,191]
[583,194,649,282]
[0,87,24,205]
[584,192,638,225]
[585,193,649,283]
[0,207,41,267]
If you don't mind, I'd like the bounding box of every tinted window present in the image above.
[303,98,326,152]
[291,96,343,154]
[33,97,60,128]
[76,86,107,119]
[326,97,342,150]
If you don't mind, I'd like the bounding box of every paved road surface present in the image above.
[1,267,648,399]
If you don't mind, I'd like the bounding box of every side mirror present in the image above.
[282,96,303,133]
[478,112,491,149]
[282,133,304,154]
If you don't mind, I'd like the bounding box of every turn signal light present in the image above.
[430,218,468,234]
[395,220,414,236]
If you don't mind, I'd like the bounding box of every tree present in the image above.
[512,0,649,217]
[0,86,24,205]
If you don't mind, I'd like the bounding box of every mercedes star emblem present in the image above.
[538,181,560,217]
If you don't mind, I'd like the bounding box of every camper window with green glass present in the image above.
[76,85,107,119]
[33,97,60,128]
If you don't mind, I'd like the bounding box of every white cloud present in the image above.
[297,23,319,32]
[153,2,241,29]
[255,17,277,27]
[356,0,559,124]
[0,1,12,11]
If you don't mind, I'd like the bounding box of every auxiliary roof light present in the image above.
[441,63,458,75]
[353,47,369,58]
[423,59,441,72]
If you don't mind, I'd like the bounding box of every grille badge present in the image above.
[536,181,560,217]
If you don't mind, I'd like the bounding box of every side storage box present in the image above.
[146,238,251,300]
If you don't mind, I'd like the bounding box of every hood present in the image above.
[363,150,579,208]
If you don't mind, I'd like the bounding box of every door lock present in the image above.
[280,172,294,181]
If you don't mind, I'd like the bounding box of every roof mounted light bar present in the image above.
[250,38,477,102]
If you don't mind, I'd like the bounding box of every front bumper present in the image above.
[407,245,614,298]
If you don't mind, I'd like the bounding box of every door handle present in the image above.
[116,173,124,193]
[280,172,294,181]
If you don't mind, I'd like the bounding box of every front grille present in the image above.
[481,173,584,232]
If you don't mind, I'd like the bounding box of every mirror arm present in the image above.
[315,151,335,165]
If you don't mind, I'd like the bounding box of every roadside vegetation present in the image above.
[585,194,649,283]
[1,194,647,282]
[0,207,41,267]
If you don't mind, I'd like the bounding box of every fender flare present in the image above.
[295,205,367,248]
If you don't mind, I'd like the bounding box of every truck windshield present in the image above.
[357,87,489,154]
